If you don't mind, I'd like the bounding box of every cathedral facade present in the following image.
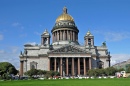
[19,7,111,76]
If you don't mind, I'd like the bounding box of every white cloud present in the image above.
[34,32,41,35]
[12,22,24,29]
[19,33,27,37]
[12,22,21,27]
[0,34,3,40]
[0,50,5,53]
[104,32,130,42]
[10,46,20,53]
[39,24,43,27]
[93,30,130,42]
[111,54,130,66]
[0,47,20,69]
[25,42,38,45]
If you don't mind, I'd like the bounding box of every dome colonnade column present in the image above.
[52,30,78,42]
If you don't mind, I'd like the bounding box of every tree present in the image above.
[24,69,38,78]
[88,67,118,77]
[126,66,130,73]
[25,69,60,79]
[0,62,18,79]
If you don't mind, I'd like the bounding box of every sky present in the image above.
[0,0,130,69]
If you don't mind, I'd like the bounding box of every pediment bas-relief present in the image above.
[50,45,86,53]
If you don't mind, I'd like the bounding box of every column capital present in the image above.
[54,57,57,58]
[20,60,24,62]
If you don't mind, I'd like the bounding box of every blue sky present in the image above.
[0,0,130,69]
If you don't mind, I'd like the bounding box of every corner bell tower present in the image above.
[84,30,94,46]
[41,29,51,46]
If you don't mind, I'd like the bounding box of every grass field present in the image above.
[0,78,130,86]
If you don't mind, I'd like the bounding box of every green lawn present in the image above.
[0,78,130,86]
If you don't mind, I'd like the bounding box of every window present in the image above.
[31,65,35,69]
[88,38,91,45]
[30,61,37,70]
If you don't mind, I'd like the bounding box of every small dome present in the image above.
[56,7,74,22]
[42,29,50,35]
[86,30,93,36]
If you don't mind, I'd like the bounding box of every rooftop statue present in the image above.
[102,41,106,47]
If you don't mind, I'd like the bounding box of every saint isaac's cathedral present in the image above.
[19,7,111,76]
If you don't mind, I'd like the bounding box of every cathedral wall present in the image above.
[100,57,109,68]
[38,57,49,70]
[23,56,49,72]
[23,57,40,72]
[98,51,107,55]
[91,57,97,69]
[26,50,39,56]
[89,49,96,54]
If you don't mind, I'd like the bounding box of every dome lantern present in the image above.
[63,7,67,14]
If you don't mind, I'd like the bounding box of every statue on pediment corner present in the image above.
[102,41,106,47]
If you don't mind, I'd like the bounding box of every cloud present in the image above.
[12,22,21,27]
[0,47,20,69]
[10,46,20,53]
[39,24,43,27]
[104,32,130,42]
[0,34,3,41]
[19,33,27,37]
[34,32,41,35]
[12,22,24,29]
[93,30,130,42]
[111,54,130,66]
[0,50,5,53]
[25,42,38,45]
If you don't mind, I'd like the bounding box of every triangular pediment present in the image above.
[48,45,87,53]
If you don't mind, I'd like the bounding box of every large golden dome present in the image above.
[56,7,74,22]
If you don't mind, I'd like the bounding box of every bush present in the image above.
[88,67,118,77]
[24,69,60,79]
[126,66,130,73]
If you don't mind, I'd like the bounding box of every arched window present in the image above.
[30,61,37,70]
[31,65,35,69]
[88,38,91,45]
[43,38,47,44]
[98,61,104,69]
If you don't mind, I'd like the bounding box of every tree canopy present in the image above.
[0,62,18,76]
[24,69,60,79]
[87,67,124,77]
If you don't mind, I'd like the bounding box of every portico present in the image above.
[49,57,91,76]
[48,48,92,76]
